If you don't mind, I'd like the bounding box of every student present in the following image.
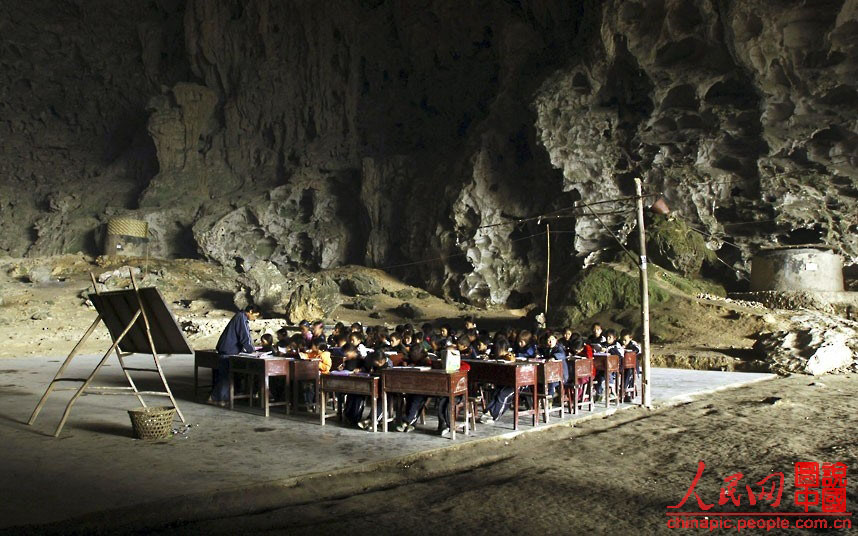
[305,338,333,373]
[421,323,436,349]
[299,338,332,406]
[514,330,537,359]
[620,329,641,354]
[258,333,275,353]
[396,346,432,432]
[347,332,372,358]
[492,336,515,362]
[436,324,452,348]
[456,337,478,360]
[350,322,363,335]
[298,320,313,343]
[463,316,477,331]
[338,343,362,371]
[311,320,325,340]
[210,304,261,405]
[595,329,620,401]
[560,327,574,349]
[464,328,478,347]
[620,329,642,400]
[328,322,346,346]
[414,331,431,353]
[587,322,606,350]
[387,332,408,355]
[353,351,393,429]
[329,334,347,358]
[473,336,491,358]
[539,332,568,396]
[566,337,594,403]
[480,338,517,424]
[274,327,290,355]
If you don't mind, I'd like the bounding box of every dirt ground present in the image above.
[10,372,854,535]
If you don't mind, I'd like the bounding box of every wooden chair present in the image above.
[564,358,594,415]
[620,351,639,402]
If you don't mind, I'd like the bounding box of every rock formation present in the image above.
[2,0,856,306]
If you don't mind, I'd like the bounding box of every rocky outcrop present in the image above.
[233,260,342,322]
[3,0,856,307]
[753,311,857,375]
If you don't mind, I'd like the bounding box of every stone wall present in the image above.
[2,0,856,304]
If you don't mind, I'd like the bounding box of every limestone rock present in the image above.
[393,302,422,319]
[338,274,381,297]
[232,261,290,314]
[284,276,343,324]
[752,311,858,375]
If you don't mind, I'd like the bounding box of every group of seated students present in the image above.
[254,317,641,438]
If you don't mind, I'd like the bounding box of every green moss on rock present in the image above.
[552,264,670,326]
[645,214,715,276]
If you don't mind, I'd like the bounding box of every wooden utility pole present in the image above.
[634,178,652,408]
[544,223,550,316]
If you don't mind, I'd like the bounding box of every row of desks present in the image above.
[195,351,633,439]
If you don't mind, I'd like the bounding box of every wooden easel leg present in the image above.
[54,311,140,437]
[90,272,147,409]
[29,315,103,425]
[129,270,185,423]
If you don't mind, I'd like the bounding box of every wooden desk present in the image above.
[319,373,380,432]
[463,360,538,430]
[533,359,565,423]
[381,369,468,439]
[290,359,321,413]
[228,355,291,417]
[593,353,621,408]
[194,349,220,402]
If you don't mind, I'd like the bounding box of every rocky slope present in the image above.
[2,0,856,306]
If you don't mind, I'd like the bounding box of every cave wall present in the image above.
[2,0,856,304]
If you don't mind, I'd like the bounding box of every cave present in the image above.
[1,1,857,533]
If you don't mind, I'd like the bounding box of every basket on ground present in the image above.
[128,406,176,439]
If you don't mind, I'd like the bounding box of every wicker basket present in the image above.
[128,406,176,440]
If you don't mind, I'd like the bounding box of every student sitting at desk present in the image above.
[298,320,313,343]
[538,332,567,397]
[329,334,347,358]
[311,320,325,341]
[514,330,537,359]
[566,337,594,402]
[473,335,491,359]
[395,346,433,433]
[274,328,290,355]
[479,338,520,425]
[328,322,346,346]
[387,331,408,356]
[347,332,372,358]
[258,333,275,353]
[421,323,436,350]
[620,328,642,400]
[587,322,606,350]
[352,351,393,430]
[594,328,621,401]
[456,337,478,360]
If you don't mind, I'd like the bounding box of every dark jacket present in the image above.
[216,312,254,355]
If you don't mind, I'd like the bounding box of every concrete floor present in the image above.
[0,354,774,529]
